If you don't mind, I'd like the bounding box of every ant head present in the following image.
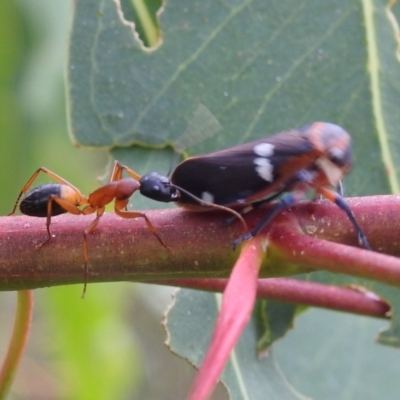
[139,172,180,203]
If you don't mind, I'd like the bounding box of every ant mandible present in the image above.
[9,161,167,296]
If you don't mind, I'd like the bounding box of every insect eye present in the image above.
[327,148,348,167]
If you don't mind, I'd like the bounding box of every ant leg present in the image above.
[107,161,141,183]
[80,207,104,298]
[116,164,141,182]
[114,208,169,250]
[35,195,83,248]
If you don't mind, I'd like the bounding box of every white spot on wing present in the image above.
[253,142,274,157]
[201,191,214,203]
[253,143,275,181]
[254,157,274,182]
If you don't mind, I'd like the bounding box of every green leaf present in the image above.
[166,289,308,400]
[304,272,400,347]
[275,308,400,399]
[256,300,299,352]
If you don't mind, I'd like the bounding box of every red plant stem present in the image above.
[269,222,400,287]
[1,195,400,290]
[0,290,33,398]
[155,278,390,319]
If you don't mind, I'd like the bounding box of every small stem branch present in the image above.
[269,223,400,287]
[156,278,390,319]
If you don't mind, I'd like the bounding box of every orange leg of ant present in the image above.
[80,207,105,298]
[78,162,149,297]
[34,195,84,249]
[114,208,168,250]
[108,161,123,182]
[8,167,83,215]
[79,182,144,297]
[108,161,141,182]
[79,180,133,297]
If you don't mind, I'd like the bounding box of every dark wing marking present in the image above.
[171,130,320,206]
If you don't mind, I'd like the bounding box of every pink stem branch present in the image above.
[155,278,390,318]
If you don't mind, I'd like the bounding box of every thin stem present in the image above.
[0,290,33,399]
[156,277,390,319]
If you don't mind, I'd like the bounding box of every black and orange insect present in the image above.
[138,122,370,249]
[9,162,166,296]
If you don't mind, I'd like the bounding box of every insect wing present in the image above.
[171,130,323,206]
